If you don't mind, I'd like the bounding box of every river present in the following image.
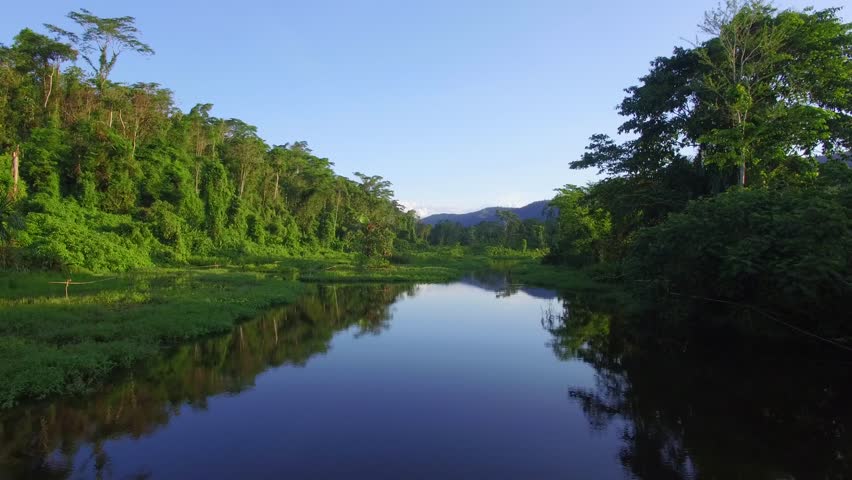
[1,278,849,479]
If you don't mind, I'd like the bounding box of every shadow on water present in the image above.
[0,284,415,479]
[543,297,852,480]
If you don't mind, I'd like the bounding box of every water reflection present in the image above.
[545,297,852,479]
[461,271,557,300]
[0,284,415,479]
[3,279,850,479]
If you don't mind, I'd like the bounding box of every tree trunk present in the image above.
[130,117,139,162]
[10,145,20,199]
[273,172,280,201]
[738,161,746,187]
[43,66,56,109]
[194,161,201,194]
[333,191,341,239]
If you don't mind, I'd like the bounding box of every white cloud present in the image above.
[398,200,470,219]
[399,192,546,219]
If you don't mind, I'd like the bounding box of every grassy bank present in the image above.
[0,269,305,408]
[233,248,605,289]
[0,249,612,408]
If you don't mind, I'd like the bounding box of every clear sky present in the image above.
[1,1,846,216]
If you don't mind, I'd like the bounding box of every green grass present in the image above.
[0,269,305,408]
[183,248,509,283]
[0,248,623,408]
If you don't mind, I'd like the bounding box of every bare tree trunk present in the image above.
[108,110,113,128]
[238,167,248,199]
[273,172,280,201]
[10,145,20,199]
[194,161,201,194]
[130,117,139,162]
[739,162,746,186]
[43,66,56,109]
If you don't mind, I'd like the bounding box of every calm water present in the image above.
[1,279,850,479]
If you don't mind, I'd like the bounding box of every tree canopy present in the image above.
[0,9,421,270]
[551,0,851,337]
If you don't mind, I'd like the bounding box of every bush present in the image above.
[21,198,154,272]
[483,245,546,259]
[546,185,612,266]
[626,186,852,336]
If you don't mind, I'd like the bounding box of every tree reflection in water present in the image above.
[544,296,852,480]
[4,281,851,479]
[0,284,415,479]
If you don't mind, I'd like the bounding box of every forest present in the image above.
[545,1,852,340]
[0,2,850,349]
[0,9,430,272]
[1,5,851,478]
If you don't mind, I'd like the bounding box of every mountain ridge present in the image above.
[421,200,552,227]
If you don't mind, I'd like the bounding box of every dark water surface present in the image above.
[1,280,850,479]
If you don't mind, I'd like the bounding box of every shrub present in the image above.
[21,198,154,272]
[626,186,852,336]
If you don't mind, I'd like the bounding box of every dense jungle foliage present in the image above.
[541,1,852,340]
[0,9,425,272]
[1,2,850,344]
[424,210,553,254]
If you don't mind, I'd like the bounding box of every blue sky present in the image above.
[2,1,846,216]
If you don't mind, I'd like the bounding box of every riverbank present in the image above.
[0,251,614,408]
[0,269,307,407]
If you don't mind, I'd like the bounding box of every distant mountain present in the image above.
[421,200,553,227]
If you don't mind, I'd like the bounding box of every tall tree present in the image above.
[698,0,785,186]
[574,2,851,190]
[354,172,394,201]
[222,119,266,199]
[496,210,521,248]
[46,9,154,91]
[266,145,289,203]
[10,28,76,109]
